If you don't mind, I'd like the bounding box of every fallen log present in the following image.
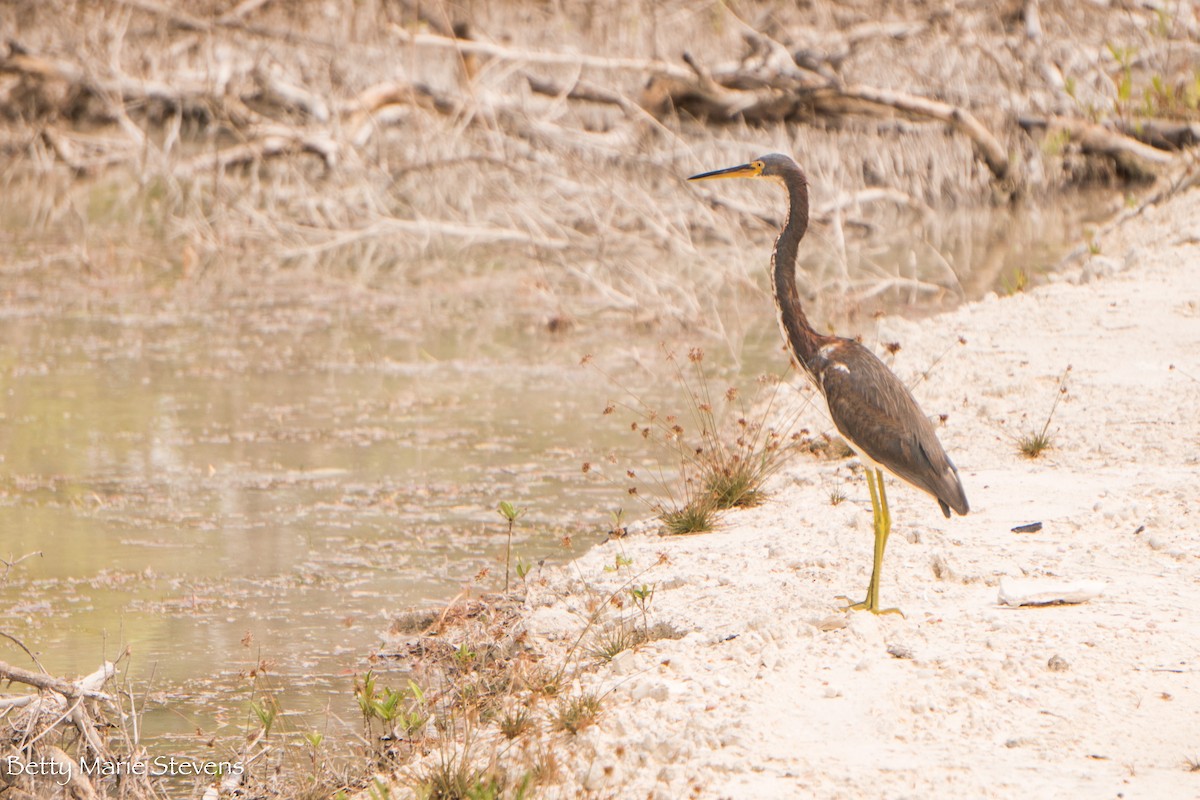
[1111,118,1200,151]
[1019,114,1174,178]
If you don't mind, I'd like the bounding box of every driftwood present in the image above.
[46,746,100,800]
[252,63,330,122]
[1112,119,1200,151]
[1019,115,1174,178]
[0,660,114,701]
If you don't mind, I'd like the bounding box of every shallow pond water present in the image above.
[0,312,635,749]
[0,186,1121,776]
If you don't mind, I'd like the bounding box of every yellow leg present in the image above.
[841,469,903,616]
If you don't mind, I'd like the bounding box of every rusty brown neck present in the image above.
[770,165,824,381]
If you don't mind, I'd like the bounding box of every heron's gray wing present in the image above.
[819,342,969,517]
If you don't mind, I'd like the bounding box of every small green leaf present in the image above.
[497,500,526,522]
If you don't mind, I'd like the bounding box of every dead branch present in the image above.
[636,26,1010,181]
[1,551,42,575]
[1019,115,1174,178]
[1112,119,1200,151]
[852,277,947,303]
[640,69,800,124]
[0,660,114,701]
[829,85,1010,180]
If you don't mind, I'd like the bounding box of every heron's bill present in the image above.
[688,162,763,182]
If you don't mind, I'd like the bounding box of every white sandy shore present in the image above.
[523,186,1200,799]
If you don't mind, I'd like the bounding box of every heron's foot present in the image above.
[835,596,905,617]
[835,594,868,612]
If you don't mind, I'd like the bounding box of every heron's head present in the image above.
[688,153,801,184]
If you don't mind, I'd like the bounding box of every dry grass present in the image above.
[2,0,1184,335]
[1017,366,1071,460]
[356,547,676,799]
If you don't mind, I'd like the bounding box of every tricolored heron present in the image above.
[688,153,969,614]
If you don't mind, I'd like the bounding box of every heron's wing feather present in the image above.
[819,342,969,516]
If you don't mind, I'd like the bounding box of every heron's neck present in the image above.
[771,170,822,379]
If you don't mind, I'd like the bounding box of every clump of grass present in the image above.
[828,484,847,506]
[1018,430,1053,458]
[413,752,482,800]
[520,664,563,699]
[588,621,651,664]
[1000,266,1029,296]
[659,495,718,535]
[414,749,534,800]
[1184,755,1200,773]
[551,693,602,735]
[679,349,800,512]
[1018,366,1071,459]
[498,705,536,741]
[703,455,767,509]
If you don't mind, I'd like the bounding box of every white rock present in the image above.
[760,641,780,670]
[609,649,636,676]
[997,577,1105,607]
